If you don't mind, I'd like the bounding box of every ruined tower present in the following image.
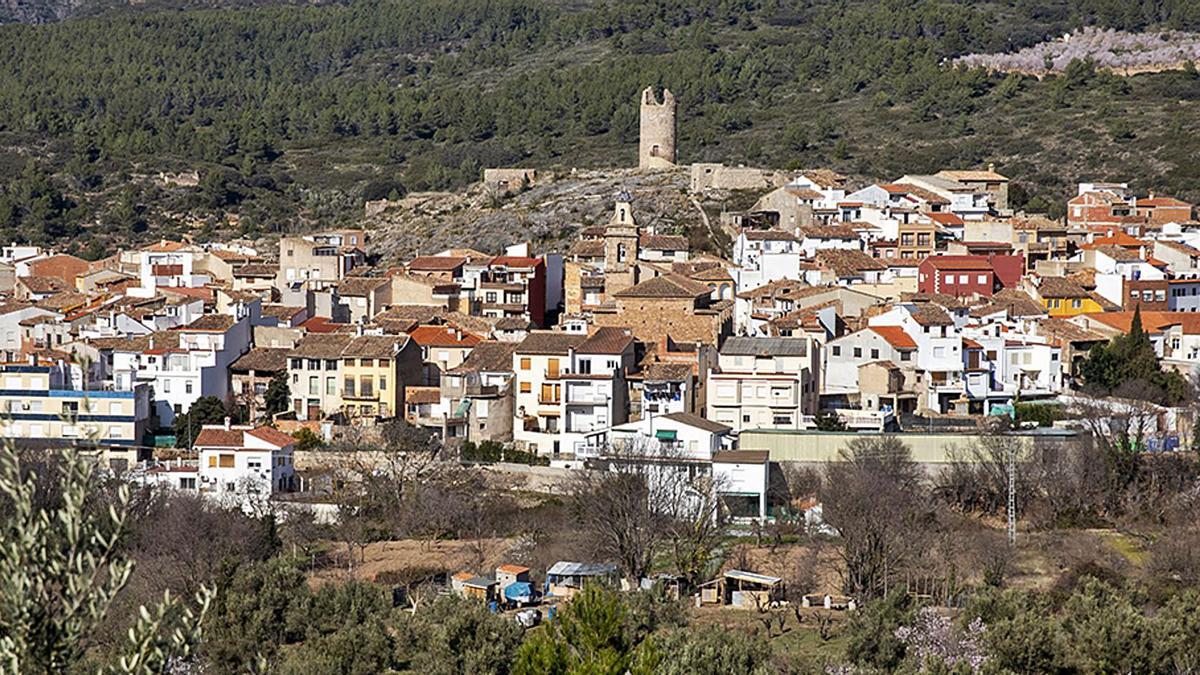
[638,87,677,170]
[603,191,640,294]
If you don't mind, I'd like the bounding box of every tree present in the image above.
[0,446,211,672]
[821,437,925,600]
[843,590,915,670]
[264,371,291,418]
[174,396,234,448]
[513,585,644,675]
[813,409,847,431]
[1078,305,1191,405]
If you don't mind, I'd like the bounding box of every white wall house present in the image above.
[707,337,818,431]
[195,422,297,495]
[869,304,963,412]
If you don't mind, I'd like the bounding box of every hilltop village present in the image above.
[2,86,1199,637]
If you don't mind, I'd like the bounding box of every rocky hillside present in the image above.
[365,167,739,262]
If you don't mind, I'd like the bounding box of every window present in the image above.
[162,379,171,393]
[379,376,387,391]
[1072,299,1082,309]
[519,382,532,393]
[831,345,841,356]
[344,377,355,397]
[308,376,318,395]
[853,347,862,358]
[360,376,374,397]
[870,348,879,359]
[325,359,338,370]
[933,346,946,358]
[326,377,336,395]
[578,359,592,375]
[742,414,751,423]
[772,414,792,425]
[218,454,235,468]
[945,275,955,285]
[207,455,216,468]
[959,275,969,284]
[977,275,987,284]
[900,351,911,361]
[185,381,193,394]
[307,359,319,370]
[520,358,531,370]
[290,358,301,369]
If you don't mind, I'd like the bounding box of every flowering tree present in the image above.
[895,607,988,673]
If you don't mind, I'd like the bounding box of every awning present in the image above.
[655,429,677,441]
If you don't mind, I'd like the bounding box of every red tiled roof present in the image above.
[868,325,917,350]
[407,256,467,271]
[408,324,484,348]
[489,256,540,268]
[300,317,342,334]
[247,426,296,448]
[922,255,994,271]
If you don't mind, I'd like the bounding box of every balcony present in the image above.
[566,391,608,405]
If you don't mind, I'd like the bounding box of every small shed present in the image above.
[545,561,619,599]
[451,571,497,601]
[699,570,784,609]
[496,564,531,589]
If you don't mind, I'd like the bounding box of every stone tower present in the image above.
[604,191,640,294]
[638,87,676,170]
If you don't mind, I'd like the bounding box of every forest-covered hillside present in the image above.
[3,0,1200,256]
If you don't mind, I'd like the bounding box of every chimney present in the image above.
[223,416,231,431]
[149,336,155,350]
[988,162,996,173]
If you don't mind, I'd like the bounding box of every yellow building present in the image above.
[1035,277,1107,317]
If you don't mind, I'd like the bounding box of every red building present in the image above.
[918,254,1024,298]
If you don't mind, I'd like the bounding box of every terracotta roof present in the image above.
[489,256,540,268]
[260,304,305,321]
[909,304,954,327]
[640,234,689,250]
[883,183,950,205]
[577,327,633,355]
[568,240,605,258]
[515,331,586,356]
[292,333,353,358]
[815,249,886,277]
[34,291,87,311]
[494,316,533,331]
[231,347,290,373]
[722,336,808,357]
[233,263,277,278]
[642,362,693,381]
[343,335,403,358]
[1091,244,1144,263]
[713,450,769,464]
[176,314,236,332]
[1037,318,1107,344]
[299,317,342,334]
[1138,196,1190,208]
[937,169,1008,182]
[800,225,861,240]
[661,412,730,433]
[143,240,189,253]
[1089,232,1147,248]
[613,274,709,299]
[737,278,810,300]
[741,229,797,242]
[868,325,917,349]
[448,341,517,374]
[193,428,243,448]
[248,426,296,448]
[927,212,965,226]
[337,276,390,297]
[1036,276,1088,299]
[408,325,484,348]
[18,276,67,294]
[497,564,530,575]
[971,289,1046,318]
[901,292,966,309]
[407,256,467,271]
[799,169,846,189]
[1082,311,1200,335]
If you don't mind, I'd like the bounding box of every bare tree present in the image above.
[820,436,925,600]
[572,438,731,586]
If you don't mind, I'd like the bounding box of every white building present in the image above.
[869,304,963,413]
[194,422,297,494]
[100,313,252,426]
[707,337,819,431]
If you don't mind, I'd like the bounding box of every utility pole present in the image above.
[1006,440,1016,545]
